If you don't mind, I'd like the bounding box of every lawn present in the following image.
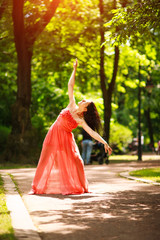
[109,155,137,163]
[130,168,160,183]
[109,154,160,163]
[0,163,36,170]
[0,175,16,240]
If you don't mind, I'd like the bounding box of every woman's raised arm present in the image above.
[68,59,78,105]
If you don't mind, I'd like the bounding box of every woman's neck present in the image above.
[74,107,84,118]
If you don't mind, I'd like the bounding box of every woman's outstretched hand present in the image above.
[73,58,78,69]
[104,143,112,155]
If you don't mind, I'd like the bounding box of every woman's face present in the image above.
[78,99,91,112]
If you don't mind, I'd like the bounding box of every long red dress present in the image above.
[31,108,88,195]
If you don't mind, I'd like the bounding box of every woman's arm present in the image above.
[68,59,78,105]
[80,120,112,155]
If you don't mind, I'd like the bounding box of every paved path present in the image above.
[2,173,41,240]
[1,160,160,240]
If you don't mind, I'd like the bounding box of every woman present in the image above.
[29,59,112,195]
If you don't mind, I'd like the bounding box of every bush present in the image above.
[110,121,132,153]
[0,125,11,153]
[31,114,47,143]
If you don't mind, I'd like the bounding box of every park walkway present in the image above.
[1,159,160,240]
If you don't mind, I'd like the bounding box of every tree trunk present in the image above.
[12,0,33,135]
[99,0,107,140]
[11,49,32,135]
[6,48,35,162]
[12,0,32,132]
[105,46,119,142]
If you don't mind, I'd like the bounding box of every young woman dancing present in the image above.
[29,59,112,195]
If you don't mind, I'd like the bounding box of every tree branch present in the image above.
[26,0,61,45]
[109,46,119,93]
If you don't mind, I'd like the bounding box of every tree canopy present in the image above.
[106,0,160,44]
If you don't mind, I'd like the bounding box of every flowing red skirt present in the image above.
[30,109,88,195]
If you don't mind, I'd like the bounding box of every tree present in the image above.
[106,0,160,152]
[5,0,60,161]
[99,0,119,142]
[12,0,60,132]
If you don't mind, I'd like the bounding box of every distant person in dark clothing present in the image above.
[82,129,93,165]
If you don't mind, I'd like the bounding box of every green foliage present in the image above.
[0,126,11,153]
[0,7,17,127]
[110,121,132,153]
[106,0,160,44]
[31,115,47,146]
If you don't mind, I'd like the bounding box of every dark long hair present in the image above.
[83,102,101,133]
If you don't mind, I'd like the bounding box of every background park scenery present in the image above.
[0,0,160,164]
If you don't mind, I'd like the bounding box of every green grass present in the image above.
[109,155,137,163]
[109,154,160,163]
[0,163,36,170]
[130,168,160,183]
[0,175,16,240]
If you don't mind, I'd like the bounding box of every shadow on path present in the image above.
[29,189,160,240]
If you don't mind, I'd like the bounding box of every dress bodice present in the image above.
[57,108,78,132]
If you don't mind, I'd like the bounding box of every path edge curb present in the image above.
[1,172,41,240]
[119,170,160,186]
